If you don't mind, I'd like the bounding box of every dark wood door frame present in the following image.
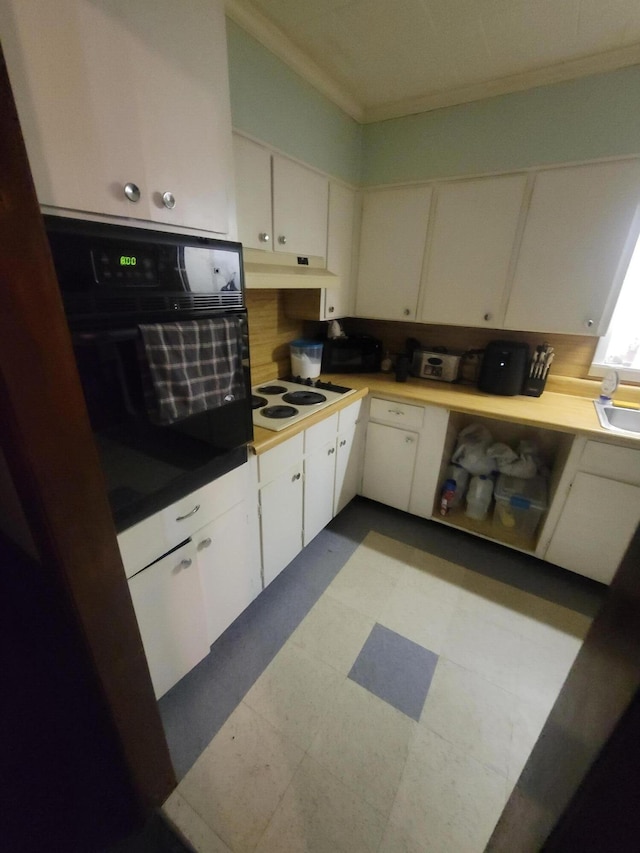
[0,45,174,816]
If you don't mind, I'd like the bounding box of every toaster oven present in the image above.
[411,349,462,382]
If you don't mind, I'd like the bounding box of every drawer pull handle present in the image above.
[388,409,403,415]
[340,439,347,447]
[197,537,212,551]
[292,472,301,481]
[328,447,335,455]
[176,504,200,521]
[178,558,192,570]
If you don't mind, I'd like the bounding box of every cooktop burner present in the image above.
[282,390,327,406]
[252,395,268,410]
[257,384,288,395]
[262,405,299,419]
[251,379,356,432]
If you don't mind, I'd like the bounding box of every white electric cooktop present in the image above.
[251,379,355,432]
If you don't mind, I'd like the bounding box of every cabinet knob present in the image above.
[278,235,287,245]
[586,318,595,328]
[178,558,192,570]
[124,182,141,203]
[339,439,347,447]
[176,504,200,521]
[162,191,176,210]
[328,306,335,313]
[197,537,212,551]
[484,313,492,322]
[403,308,411,316]
[328,447,335,455]
[405,436,414,444]
[259,232,270,243]
[292,472,301,481]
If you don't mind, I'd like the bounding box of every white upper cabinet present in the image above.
[418,175,528,328]
[2,0,233,234]
[356,186,432,322]
[233,134,329,258]
[505,160,640,335]
[324,181,358,319]
[233,134,273,250]
[272,155,329,258]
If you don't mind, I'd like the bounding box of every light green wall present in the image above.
[227,19,640,188]
[362,67,640,186]
[226,19,362,185]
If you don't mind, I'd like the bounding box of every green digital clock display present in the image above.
[119,255,137,266]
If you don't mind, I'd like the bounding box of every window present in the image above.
[591,232,640,383]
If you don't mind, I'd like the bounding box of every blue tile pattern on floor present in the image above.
[348,623,439,721]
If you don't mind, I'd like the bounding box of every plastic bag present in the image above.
[495,439,539,478]
[451,424,496,475]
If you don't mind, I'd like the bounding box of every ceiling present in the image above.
[226,0,640,122]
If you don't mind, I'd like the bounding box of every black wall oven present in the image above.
[45,215,253,532]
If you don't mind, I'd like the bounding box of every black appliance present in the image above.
[321,335,382,373]
[478,340,530,396]
[45,215,253,532]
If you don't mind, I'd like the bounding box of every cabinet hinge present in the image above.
[257,503,262,519]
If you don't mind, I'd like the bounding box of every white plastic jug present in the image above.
[465,474,493,521]
[290,339,323,379]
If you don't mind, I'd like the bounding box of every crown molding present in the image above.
[225,0,364,122]
[226,2,640,126]
[361,43,640,123]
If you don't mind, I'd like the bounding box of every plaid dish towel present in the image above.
[138,318,245,425]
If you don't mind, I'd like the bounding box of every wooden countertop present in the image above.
[250,374,640,454]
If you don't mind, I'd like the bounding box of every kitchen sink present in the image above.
[594,400,640,436]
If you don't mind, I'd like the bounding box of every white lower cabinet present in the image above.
[362,421,418,511]
[544,440,640,584]
[121,461,261,698]
[128,540,209,700]
[196,499,262,646]
[361,397,448,515]
[260,462,304,587]
[257,400,365,586]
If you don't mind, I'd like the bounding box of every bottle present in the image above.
[444,462,469,507]
[440,479,457,516]
[381,351,393,373]
[465,474,493,521]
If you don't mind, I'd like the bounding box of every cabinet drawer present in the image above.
[305,413,338,453]
[161,464,248,544]
[258,433,304,485]
[369,397,424,430]
[580,441,640,486]
[338,398,362,432]
[118,513,166,579]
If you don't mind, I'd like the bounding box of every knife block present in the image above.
[522,376,547,397]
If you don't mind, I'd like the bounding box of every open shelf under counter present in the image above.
[433,504,538,554]
[430,410,577,558]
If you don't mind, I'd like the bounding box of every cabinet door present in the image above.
[123,0,232,233]
[196,500,261,646]
[324,182,358,319]
[304,441,337,546]
[505,160,640,335]
[408,405,450,519]
[418,175,527,327]
[361,422,419,511]
[260,464,304,587]
[233,134,273,251]
[356,186,432,321]
[128,540,209,699]
[272,156,329,258]
[334,422,365,515]
[1,0,147,219]
[545,472,640,584]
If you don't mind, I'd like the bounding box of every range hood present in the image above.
[242,249,340,290]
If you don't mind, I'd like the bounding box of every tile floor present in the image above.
[160,498,603,853]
